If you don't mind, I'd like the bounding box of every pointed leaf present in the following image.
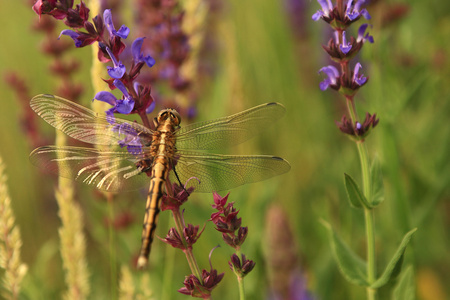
[371,228,417,288]
[344,173,371,209]
[392,265,415,300]
[370,156,384,206]
[320,220,369,286]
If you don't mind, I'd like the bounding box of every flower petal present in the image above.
[93,91,117,105]
[339,32,352,54]
[113,79,130,97]
[146,100,156,114]
[116,98,135,114]
[59,29,82,47]
[103,9,129,39]
[312,10,324,21]
[107,63,126,79]
[115,25,130,39]
[132,37,145,60]
[132,37,156,67]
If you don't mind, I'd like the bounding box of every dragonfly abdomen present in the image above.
[137,115,179,268]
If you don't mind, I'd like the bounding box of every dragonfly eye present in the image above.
[157,109,181,126]
[169,111,181,126]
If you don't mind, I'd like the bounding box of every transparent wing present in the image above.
[169,150,291,192]
[30,146,153,192]
[30,94,154,146]
[175,102,285,150]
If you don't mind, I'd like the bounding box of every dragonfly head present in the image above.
[156,108,181,127]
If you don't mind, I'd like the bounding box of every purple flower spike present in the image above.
[352,62,367,86]
[339,31,352,54]
[104,46,126,79]
[312,0,333,20]
[319,65,340,91]
[132,38,156,67]
[103,9,130,39]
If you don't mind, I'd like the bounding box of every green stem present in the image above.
[357,142,377,300]
[106,193,117,300]
[172,210,202,281]
[234,250,245,300]
[237,275,245,300]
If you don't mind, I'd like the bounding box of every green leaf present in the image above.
[392,265,415,300]
[320,220,369,286]
[344,173,371,209]
[371,228,417,288]
[370,156,384,206]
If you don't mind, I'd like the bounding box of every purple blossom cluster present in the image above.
[178,248,225,298]
[210,192,256,278]
[134,2,191,91]
[33,1,156,126]
[159,181,224,297]
[313,0,379,140]
[132,0,217,120]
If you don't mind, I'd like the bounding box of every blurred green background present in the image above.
[0,0,449,299]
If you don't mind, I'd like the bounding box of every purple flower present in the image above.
[112,123,143,154]
[93,79,135,118]
[357,24,374,44]
[59,29,97,48]
[318,65,340,91]
[132,37,156,68]
[345,0,371,21]
[103,9,130,39]
[352,62,367,86]
[59,30,82,47]
[339,31,352,54]
[103,45,126,79]
[312,0,333,21]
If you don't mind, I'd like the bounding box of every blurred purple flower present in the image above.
[339,31,352,54]
[357,24,374,44]
[345,0,371,21]
[318,65,340,91]
[312,0,333,21]
[352,62,367,86]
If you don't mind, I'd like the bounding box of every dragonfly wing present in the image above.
[30,94,154,147]
[175,102,286,150]
[169,150,291,192]
[30,146,152,192]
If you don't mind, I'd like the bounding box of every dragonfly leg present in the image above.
[172,163,190,195]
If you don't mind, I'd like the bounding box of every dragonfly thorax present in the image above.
[156,108,181,127]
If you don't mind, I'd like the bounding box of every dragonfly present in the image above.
[29,94,290,268]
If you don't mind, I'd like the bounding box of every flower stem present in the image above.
[234,250,246,300]
[172,209,202,281]
[106,193,117,300]
[357,141,377,300]
[237,275,245,300]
